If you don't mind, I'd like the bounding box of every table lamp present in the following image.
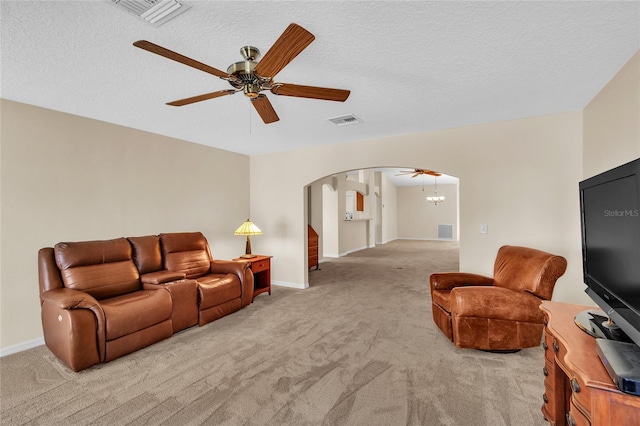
[234,219,262,258]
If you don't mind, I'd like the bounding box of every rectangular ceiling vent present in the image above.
[109,0,192,27]
[328,114,362,126]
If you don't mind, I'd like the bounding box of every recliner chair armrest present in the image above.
[41,288,104,312]
[40,288,107,363]
[210,259,250,278]
[450,286,545,323]
[211,260,253,306]
[430,272,494,291]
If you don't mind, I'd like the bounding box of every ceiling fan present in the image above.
[133,23,350,124]
[395,169,442,178]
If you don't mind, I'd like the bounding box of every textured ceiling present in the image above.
[2,1,639,159]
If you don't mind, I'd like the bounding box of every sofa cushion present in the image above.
[450,286,545,323]
[197,274,242,310]
[128,235,163,274]
[100,289,172,341]
[160,232,211,279]
[55,238,140,300]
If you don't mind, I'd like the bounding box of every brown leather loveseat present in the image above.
[38,232,253,372]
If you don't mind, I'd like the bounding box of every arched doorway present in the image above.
[306,167,459,284]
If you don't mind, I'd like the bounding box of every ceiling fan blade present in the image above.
[133,40,230,79]
[425,170,442,176]
[251,94,280,124]
[166,90,236,106]
[254,23,315,78]
[271,83,350,102]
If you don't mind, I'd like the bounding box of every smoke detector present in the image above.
[109,0,192,27]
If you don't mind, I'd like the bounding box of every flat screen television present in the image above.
[579,157,640,347]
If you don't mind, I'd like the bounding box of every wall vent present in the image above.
[328,114,362,126]
[108,0,192,27]
[437,224,453,240]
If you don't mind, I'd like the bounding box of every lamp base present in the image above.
[239,253,257,259]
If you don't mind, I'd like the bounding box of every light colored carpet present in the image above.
[1,240,547,425]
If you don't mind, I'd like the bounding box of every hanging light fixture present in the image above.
[427,176,445,205]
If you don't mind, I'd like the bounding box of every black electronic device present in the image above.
[579,158,640,344]
[595,339,640,396]
[579,157,640,393]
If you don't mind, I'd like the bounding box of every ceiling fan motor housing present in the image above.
[227,46,267,98]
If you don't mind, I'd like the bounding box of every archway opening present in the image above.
[305,167,460,285]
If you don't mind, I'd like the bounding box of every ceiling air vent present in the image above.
[109,0,192,27]
[328,114,362,126]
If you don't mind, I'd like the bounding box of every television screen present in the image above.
[583,175,640,303]
[581,158,640,346]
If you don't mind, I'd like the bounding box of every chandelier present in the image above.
[427,176,445,205]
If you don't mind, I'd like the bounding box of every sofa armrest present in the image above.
[140,270,186,284]
[211,259,249,280]
[430,272,494,291]
[40,288,106,363]
[41,287,103,311]
[211,260,254,306]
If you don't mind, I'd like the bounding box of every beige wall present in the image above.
[0,100,250,350]
[251,111,585,303]
[398,184,458,240]
[2,50,637,353]
[583,50,640,178]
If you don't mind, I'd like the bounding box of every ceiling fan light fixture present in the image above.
[243,84,261,98]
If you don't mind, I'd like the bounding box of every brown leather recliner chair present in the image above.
[159,232,254,325]
[39,238,173,372]
[430,245,567,351]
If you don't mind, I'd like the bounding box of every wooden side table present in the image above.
[234,255,272,302]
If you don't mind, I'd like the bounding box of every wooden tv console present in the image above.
[540,301,640,426]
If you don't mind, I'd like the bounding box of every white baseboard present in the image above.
[0,337,44,357]
[396,237,458,241]
[322,245,379,259]
[272,281,308,290]
[340,245,368,256]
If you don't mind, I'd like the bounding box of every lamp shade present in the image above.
[234,220,262,236]
[234,219,262,258]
